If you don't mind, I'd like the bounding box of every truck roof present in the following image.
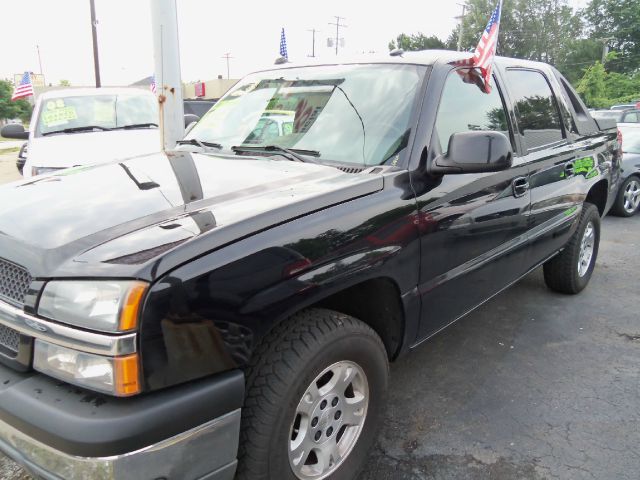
[265,49,556,72]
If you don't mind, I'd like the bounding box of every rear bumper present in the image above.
[0,364,244,479]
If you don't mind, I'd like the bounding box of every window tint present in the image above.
[506,69,564,150]
[435,70,509,153]
[622,112,638,123]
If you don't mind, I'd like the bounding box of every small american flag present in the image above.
[456,0,502,93]
[150,74,157,94]
[11,72,34,101]
[280,28,288,59]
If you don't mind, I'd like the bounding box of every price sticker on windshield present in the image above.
[41,106,78,127]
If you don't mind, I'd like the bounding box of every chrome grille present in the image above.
[0,258,32,305]
[0,324,20,356]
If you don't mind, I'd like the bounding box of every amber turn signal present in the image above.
[118,282,148,331]
[114,354,141,396]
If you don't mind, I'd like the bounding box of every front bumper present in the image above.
[0,364,244,480]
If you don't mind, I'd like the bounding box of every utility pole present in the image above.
[36,45,43,76]
[328,16,347,56]
[456,3,467,52]
[150,0,185,150]
[89,0,101,87]
[307,29,319,57]
[222,53,233,79]
[600,37,614,63]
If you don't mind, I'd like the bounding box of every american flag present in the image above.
[11,72,34,101]
[150,74,157,94]
[280,28,288,59]
[456,0,502,93]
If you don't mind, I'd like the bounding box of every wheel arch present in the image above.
[585,179,609,217]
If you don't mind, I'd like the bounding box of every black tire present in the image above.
[236,308,389,480]
[543,203,600,294]
[611,176,640,217]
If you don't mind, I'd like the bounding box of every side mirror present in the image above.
[431,131,512,175]
[1,124,29,140]
[184,113,199,128]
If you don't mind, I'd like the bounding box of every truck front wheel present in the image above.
[236,308,389,480]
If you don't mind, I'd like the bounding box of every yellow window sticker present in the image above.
[41,106,78,127]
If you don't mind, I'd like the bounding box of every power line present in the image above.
[328,16,347,56]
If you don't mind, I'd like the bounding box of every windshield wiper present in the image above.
[231,145,320,163]
[42,125,113,136]
[114,122,158,130]
[176,138,222,150]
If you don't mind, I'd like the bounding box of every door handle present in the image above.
[512,176,529,198]
[564,161,576,177]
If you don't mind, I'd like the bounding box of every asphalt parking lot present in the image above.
[0,157,636,479]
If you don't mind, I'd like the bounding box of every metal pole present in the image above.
[36,45,43,75]
[328,17,346,56]
[222,53,233,79]
[307,29,317,57]
[150,0,185,150]
[89,0,101,87]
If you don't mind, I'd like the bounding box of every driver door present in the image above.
[414,68,531,340]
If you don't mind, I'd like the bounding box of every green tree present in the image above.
[585,0,640,74]
[458,0,581,60]
[388,33,446,51]
[576,62,607,106]
[0,80,33,123]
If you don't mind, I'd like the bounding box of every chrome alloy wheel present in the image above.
[623,179,640,214]
[578,221,595,277]
[288,361,369,479]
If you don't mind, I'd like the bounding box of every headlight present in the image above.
[33,340,140,396]
[38,280,147,332]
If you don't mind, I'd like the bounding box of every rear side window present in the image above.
[623,112,639,123]
[434,69,510,153]
[506,69,564,150]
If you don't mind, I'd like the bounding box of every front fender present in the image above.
[139,173,421,391]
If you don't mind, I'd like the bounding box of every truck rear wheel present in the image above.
[543,203,600,294]
[236,308,388,480]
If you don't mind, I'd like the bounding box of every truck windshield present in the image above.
[185,64,426,166]
[35,93,158,137]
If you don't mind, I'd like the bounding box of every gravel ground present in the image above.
[0,188,637,479]
[0,152,22,184]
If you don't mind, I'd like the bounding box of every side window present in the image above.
[623,112,638,123]
[434,69,510,154]
[506,69,564,150]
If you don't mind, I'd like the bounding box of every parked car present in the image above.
[612,123,640,216]
[0,51,621,480]
[0,88,161,177]
[183,98,216,118]
[8,94,207,176]
[591,108,640,124]
[611,103,639,110]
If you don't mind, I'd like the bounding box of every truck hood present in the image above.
[0,151,382,279]
[25,129,160,173]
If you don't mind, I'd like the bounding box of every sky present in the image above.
[1,0,589,87]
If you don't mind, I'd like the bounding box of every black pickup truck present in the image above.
[0,50,620,480]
